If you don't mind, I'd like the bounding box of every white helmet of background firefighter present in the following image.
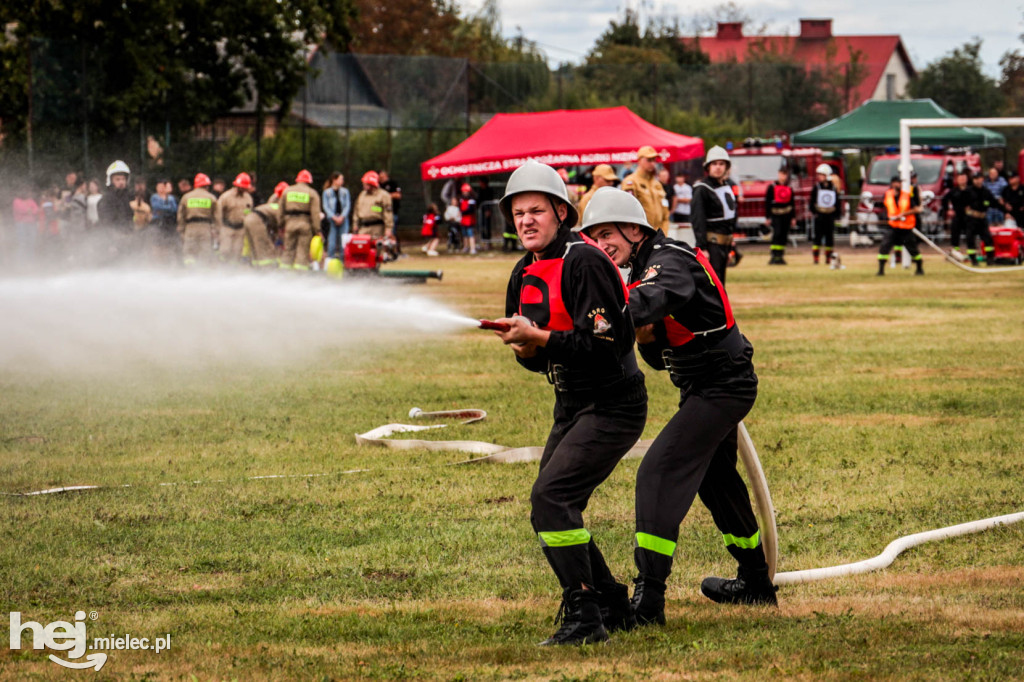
[574,187,653,263]
[498,160,578,228]
[106,160,130,186]
[703,146,731,170]
[816,163,833,177]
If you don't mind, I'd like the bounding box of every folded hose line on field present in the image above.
[355,410,779,576]
[913,228,1024,273]
[7,407,1022,587]
[359,408,1023,585]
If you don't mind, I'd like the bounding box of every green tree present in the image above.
[908,39,1004,117]
[0,0,354,139]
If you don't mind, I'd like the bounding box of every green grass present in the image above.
[2,248,1023,680]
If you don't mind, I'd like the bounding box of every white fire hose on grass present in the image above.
[8,407,1021,585]
[357,408,1024,586]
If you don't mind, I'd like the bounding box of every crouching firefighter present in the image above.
[578,187,777,626]
[490,161,648,646]
[243,181,289,269]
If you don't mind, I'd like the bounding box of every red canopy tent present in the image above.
[420,106,704,180]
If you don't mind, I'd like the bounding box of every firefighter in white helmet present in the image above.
[97,160,134,234]
[578,187,775,627]
[488,161,647,646]
[810,163,840,266]
[690,146,738,284]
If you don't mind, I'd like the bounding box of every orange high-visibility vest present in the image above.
[884,188,915,230]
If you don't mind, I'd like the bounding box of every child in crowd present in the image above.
[444,197,462,253]
[420,203,442,256]
[459,183,478,255]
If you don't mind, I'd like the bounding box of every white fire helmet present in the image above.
[816,163,833,176]
[703,145,731,169]
[575,187,655,236]
[106,160,131,186]
[498,160,578,227]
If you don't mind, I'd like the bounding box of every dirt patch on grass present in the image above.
[791,414,987,427]
[166,571,246,593]
[783,567,1024,632]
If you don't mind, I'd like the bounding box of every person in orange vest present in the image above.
[877,175,923,276]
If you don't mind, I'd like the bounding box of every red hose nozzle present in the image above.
[479,319,511,332]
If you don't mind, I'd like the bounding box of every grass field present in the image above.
[2,247,1023,681]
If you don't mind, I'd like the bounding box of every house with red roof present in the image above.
[683,19,916,112]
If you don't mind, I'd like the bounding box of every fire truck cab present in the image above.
[728,138,845,239]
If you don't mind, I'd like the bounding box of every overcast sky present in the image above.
[465,0,1023,78]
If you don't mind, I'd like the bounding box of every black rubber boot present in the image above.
[596,582,636,633]
[700,568,778,606]
[630,575,667,626]
[538,589,609,646]
[876,258,886,276]
[914,259,924,276]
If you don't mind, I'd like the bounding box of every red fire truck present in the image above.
[728,138,846,239]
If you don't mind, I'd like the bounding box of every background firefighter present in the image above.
[276,170,321,271]
[353,171,393,238]
[764,167,795,265]
[217,173,255,265]
[243,181,288,269]
[491,161,647,646]
[177,173,218,267]
[877,174,924,276]
[941,171,972,259]
[579,187,775,626]
[690,146,738,285]
[965,172,998,265]
[810,164,840,266]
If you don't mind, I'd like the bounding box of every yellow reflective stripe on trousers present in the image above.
[537,529,591,547]
[635,532,676,557]
[722,530,760,549]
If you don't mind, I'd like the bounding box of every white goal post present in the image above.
[899,117,1024,190]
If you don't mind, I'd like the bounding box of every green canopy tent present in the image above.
[792,99,1005,148]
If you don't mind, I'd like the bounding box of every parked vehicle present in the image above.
[728,138,846,239]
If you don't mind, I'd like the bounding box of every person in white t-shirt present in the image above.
[670,172,692,226]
